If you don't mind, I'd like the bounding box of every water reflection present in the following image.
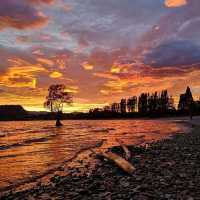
[0,119,189,191]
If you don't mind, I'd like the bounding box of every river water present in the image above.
[0,119,190,192]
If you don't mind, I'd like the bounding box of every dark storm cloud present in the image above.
[144,40,200,67]
[60,0,166,49]
[134,0,200,58]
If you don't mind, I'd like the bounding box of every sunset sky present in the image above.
[0,0,200,112]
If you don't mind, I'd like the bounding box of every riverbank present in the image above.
[1,118,200,200]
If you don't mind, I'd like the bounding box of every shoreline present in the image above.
[1,114,199,122]
[1,118,200,200]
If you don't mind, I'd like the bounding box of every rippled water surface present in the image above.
[0,119,190,191]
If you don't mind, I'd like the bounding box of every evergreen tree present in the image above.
[111,103,120,113]
[138,93,148,113]
[127,96,137,112]
[178,86,193,111]
[120,98,127,113]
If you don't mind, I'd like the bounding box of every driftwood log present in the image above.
[101,151,135,174]
[116,139,131,160]
[91,140,135,175]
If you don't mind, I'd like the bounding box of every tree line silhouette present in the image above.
[89,86,200,118]
[0,86,200,122]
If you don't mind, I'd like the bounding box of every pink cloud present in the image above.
[0,0,49,30]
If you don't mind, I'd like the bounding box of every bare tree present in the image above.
[44,84,73,127]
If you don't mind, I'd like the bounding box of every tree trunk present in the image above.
[56,112,63,127]
[189,102,194,120]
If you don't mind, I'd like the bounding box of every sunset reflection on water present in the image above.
[0,119,190,191]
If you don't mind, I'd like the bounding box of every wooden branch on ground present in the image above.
[101,151,135,174]
[90,139,135,175]
[116,138,131,160]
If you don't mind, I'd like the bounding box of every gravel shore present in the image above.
[2,119,200,200]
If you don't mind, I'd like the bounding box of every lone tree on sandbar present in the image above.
[44,84,73,127]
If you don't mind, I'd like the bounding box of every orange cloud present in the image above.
[0,58,47,88]
[164,0,187,7]
[32,49,44,56]
[81,62,94,70]
[49,71,63,78]
[111,66,121,73]
[93,72,119,80]
[37,58,54,66]
[0,15,48,30]
[62,4,73,12]
[95,66,200,108]
[55,58,67,69]
[110,61,133,74]
[102,80,126,94]
[64,86,79,94]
